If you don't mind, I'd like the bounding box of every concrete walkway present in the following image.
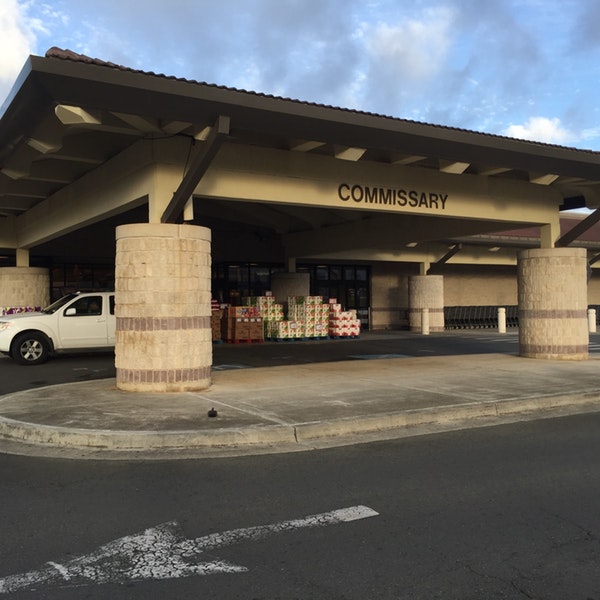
[1,350,599,460]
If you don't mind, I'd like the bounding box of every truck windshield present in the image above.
[41,293,79,314]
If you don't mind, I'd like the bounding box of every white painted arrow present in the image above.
[0,505,378,594]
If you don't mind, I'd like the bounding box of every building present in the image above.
[1,48,600,391]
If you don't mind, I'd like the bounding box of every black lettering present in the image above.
[351,185,363,202]
[338,183,448,210]
[380,188,394,205]
[365,187,378,204]
[338,183,350,201]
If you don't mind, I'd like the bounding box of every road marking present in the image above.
[0,505,378,594]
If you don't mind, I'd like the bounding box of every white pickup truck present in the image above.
[0,291,116,365]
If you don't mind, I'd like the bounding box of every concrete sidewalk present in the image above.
[0,352,599,460]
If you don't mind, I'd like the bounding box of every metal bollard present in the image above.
[421,308,430,335]
[498,307,506,334]
[588,308,596,333]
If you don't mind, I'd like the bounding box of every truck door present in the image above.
[58,295,110,348]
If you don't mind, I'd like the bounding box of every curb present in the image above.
[0,392,599,459]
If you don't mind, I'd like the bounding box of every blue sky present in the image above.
[2,0,600,150]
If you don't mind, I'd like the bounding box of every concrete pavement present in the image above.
[1,340,600,459]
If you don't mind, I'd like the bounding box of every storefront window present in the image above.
[316,266,329,280]
[356,267,368,281]
[329,266,342,281]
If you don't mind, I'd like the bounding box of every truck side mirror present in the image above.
[65,307,76,316]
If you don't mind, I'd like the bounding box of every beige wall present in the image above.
[370,262,600,330]
[371,262,417,329]
[439,265,518,307]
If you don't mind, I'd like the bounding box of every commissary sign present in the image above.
[338,183,448,210]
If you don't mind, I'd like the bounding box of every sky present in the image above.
[1,0,600,150]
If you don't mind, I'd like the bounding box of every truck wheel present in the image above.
[11,332,50,365]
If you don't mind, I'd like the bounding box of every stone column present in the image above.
[270,272,310,304]
[0,267,49,312]
[518,247,588,360]
[115,223,212,392]
[408,275,444,332]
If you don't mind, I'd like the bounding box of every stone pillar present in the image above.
[270,272,310,303]
[518,247,588,360]
[115,223,212,392]
[0,267,49,311]
[408,275,444,332]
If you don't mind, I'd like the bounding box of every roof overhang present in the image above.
[1,48,600,231]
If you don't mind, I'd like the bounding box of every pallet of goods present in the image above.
[217,293,361,342]
[245,294,284,339]
[222,306,264,343]
[328,302,361,338]
[211,308,224,342]
[287,296,330,339]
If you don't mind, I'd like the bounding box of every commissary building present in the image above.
[1,48,600,391]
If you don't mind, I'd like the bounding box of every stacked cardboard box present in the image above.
[246,294,284,338]
[211,309,224,342]
[266,319,304,340]
[288,296,329,338]
[329,303,361,338]
[222,306,264,341]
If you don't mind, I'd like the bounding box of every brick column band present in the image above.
[408,275,445,332]
[0,267,49,310]
[115,223,212,392]
[518,247,588,360]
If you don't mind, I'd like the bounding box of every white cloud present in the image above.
[503,117,573,145]
[0,0,42,103]
[364,6,455,84]
[355,5,457,115]
[0,0,39,105]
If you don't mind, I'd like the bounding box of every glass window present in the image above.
[94,266,114,290]
[329,266,342,281]
[346,287,356,308]
[357,287,369,308]
[356,267,368,281]
[227,265,242,283]
[250,265,270,288]
[67,296,103,316]
[344,267,355,281]
[316,266,329,281]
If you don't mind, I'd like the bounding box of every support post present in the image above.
[588,309,596,333]
[498,307,506,334]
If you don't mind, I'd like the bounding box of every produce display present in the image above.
[212,293,361,342]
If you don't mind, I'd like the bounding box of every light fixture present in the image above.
[488,246,501,252]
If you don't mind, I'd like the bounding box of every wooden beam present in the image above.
[439,160,470,174]
[289,139,326,152]
[334,146,366,161]
[161,115,230,224]
[428,243,462,273]
[391,154,426,165]
[556,208,600,247]
[529,173,559,185]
